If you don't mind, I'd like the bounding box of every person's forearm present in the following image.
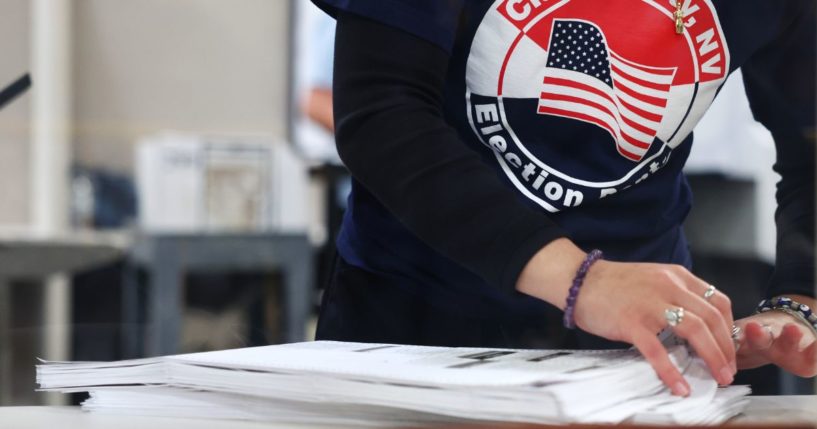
[333,12,566,290]
[516,238,586,309]
[741,1,815,301]
[783,295,816,309]
[303,88,335,132]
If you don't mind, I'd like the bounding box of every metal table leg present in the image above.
[146,240,183,356]
[0,277,11,404]
[282,238,312,343]
[121,261,141,359]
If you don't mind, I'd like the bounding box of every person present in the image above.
[301,7,336,136]
[310,0,817,397]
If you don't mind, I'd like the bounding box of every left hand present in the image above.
[734,295,817,377]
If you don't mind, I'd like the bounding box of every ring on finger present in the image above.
[731,324,742,351]
[665,307,685,327]
[703,284,716,301]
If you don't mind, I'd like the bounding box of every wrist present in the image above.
[784,295,817,310]
[563,249,604,329]
[515,238,587,310]
[755,295,817,335]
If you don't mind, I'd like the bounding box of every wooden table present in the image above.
[0,396,814,428]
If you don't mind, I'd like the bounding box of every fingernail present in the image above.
[719,367,734,385]
[730,360,737,374]
[673,381,690,397]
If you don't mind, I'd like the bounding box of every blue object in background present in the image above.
[71,167,138,229]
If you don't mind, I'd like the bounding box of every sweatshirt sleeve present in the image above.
[311,0,464,54]
[741,1,816,299]
[332,12,569,291]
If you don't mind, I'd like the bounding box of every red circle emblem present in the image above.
[465,0,730,212]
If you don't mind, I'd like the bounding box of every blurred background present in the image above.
[0,0,812,406]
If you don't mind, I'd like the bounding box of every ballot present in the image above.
[37,341,749,426]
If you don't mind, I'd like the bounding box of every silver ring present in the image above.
[732,325,742,352]
[704,285,716,301]
[665,307,685,327]
[731,324,741,339]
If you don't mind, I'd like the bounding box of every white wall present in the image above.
[0,0,292,225]
[687,71,777,262]
[0,0,32,225]
[72,0,291,173]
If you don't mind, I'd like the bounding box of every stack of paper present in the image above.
[37,341,750,426]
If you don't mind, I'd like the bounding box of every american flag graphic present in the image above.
[538,20,677,162]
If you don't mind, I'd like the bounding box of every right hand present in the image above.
[516,239,737,396]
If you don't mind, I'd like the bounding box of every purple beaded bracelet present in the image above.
[563,249,604,329]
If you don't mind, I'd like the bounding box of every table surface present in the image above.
[0,230,127,277]
[0,396,814,429]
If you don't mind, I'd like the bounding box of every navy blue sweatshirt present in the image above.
[313,0,815,318]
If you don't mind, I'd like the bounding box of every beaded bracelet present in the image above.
[755,296,817,335]
[563,249,603,329]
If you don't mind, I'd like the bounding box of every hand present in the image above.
[517,239,736,396]
[735,295,817,377]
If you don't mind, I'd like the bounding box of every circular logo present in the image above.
[465,0,729,212]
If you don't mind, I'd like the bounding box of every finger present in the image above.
[765,324,815,376]
[669,271,735,353]
[672,270,735,344]
[670,311,734,385]
[778,323,804,349]
[745,321,774,351]
[766,324,803,360]
[733,322,765,368]
[674,287,735,372]
[734,322,769,369]
[764,336,817,377]
[798,341,817,377]
[708,291,735,341]
[631,328,690,396]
